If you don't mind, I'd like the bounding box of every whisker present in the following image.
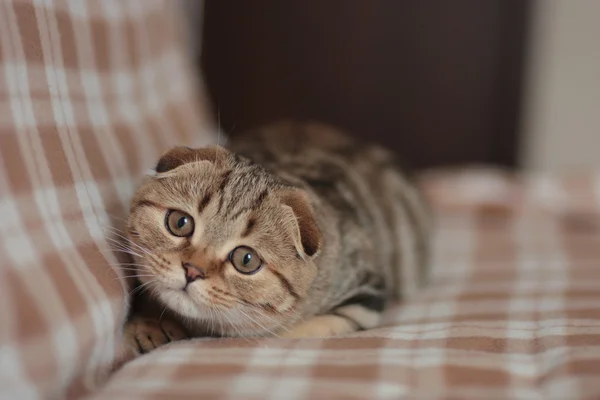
[108,265,148,271]
[219,309,239,338]
[110,262,149,267]
[112,269,144,275]
[105,213,127,222]
[208,304,216,337]
[99,250,142,262]
[252,310,288,334]
[101,226,149,250]
[101,224,125,233]
[114,274,154,281]
[149,285,161,302]
[104,233,156,259]
[128,279,156,298]
[227,311,255,342]
[158,306,168,323]
[237,308,278,337]
[217,110,222,147]
[125,274,155,278]
[106,230,150,252]
[100,245,143,258]
[87,262,143,270]
[205,290,282,337]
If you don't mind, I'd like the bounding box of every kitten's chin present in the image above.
[158,289,212,321]
[156,288,280,337]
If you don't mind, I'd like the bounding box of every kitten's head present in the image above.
[125,145,322,336]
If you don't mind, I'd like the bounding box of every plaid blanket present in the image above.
[2,1,600,399]
[0,1,214,398]
[89,170,600,400]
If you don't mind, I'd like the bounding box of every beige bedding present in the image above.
[1,2,599,399]
[90,170,600,399]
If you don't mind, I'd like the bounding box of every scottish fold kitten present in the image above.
[122,121,431,354]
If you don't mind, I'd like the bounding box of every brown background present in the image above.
[200,0,531,169]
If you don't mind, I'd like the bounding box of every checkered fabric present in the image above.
[0,0,214,398]
[89,171,600,400]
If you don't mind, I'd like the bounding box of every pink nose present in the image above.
[182,262,206,282]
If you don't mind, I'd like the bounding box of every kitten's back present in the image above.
[230,121,431,305]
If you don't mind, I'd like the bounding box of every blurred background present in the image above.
[183,0,600,172]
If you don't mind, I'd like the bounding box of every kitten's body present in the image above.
[123,121,430,353]
[228,123,431,319]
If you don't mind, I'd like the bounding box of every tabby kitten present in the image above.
[122,121,431,354]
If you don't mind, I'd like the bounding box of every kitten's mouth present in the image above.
[181,282,190,292]
[168,283,208,306]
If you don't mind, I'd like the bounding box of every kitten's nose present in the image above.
[182,262,206,282]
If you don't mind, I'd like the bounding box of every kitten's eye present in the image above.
[165,210,195,237]
[229,246,262,274]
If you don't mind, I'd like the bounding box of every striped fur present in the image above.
[123,121,431,352]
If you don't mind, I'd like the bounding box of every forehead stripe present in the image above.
[270,269,300,299]
[198,192,213,213]
[133,200,163,210]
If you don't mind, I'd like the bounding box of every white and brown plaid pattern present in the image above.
[0,0,214,398]
[89,171,600,400]
[2,2,600,399]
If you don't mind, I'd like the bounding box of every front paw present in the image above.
[280,314,358,338]
[123,316,189,355]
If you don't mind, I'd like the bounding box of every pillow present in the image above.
[0,0,214,398]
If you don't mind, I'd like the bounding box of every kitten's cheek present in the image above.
[184,284,207,303]
[278,294,296,312]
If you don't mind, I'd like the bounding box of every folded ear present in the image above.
[155,146,228,173]
[279,188,322,257]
